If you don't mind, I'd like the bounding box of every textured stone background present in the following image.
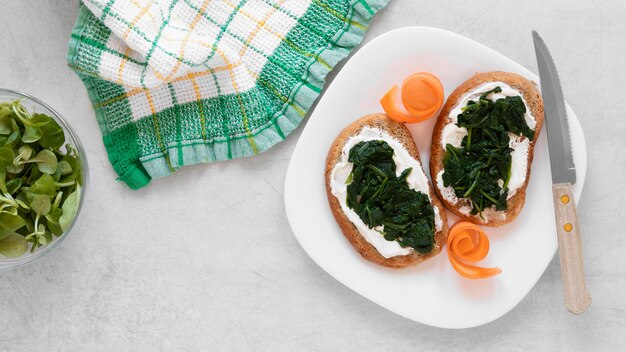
[1,0,624,351]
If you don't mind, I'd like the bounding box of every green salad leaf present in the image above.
[0,213,26,240]
[29,174,56,197]
[33,114,65,149]
[0,147,13,168]
[0,111,12,135]
[442,86,535,216]
[60,184,81,232]
[0,233,28,258]
[346,140,436,254]
[28,150,58,174]
[22,124,43,144]
[30,194,51,216]
[0,100,83,258]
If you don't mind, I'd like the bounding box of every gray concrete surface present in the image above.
[1,0,624,350]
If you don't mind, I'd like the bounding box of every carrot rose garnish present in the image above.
[447,221,502,279]
[380,72,444,124]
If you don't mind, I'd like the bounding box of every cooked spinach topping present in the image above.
[442,86,534,215]
[346,140,435,254]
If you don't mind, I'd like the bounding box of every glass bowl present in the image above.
[0,88,88,270]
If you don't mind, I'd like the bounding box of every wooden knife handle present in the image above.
[552,182,591,314]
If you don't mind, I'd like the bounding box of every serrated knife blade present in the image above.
[532,30,590,314]
[532,31,576,184]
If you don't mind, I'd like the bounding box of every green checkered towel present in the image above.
[67,0,389,189]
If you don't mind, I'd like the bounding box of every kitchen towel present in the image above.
[67,0,389,189]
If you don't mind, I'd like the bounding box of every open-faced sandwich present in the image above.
[325,114,448,268]
[430,71,544,226]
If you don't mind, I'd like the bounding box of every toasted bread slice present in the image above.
[430,72,545,226]
[325,114,448,268]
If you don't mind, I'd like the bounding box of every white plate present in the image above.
[284,27,586,329]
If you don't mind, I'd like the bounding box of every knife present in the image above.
[532,31,591,314]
